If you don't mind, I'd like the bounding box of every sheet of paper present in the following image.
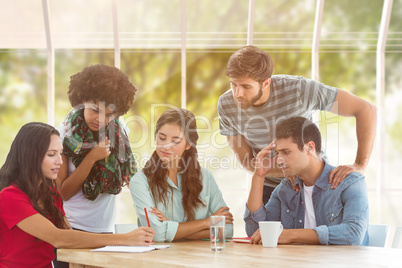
[90,244,170,253]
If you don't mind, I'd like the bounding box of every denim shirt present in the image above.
[244,161,369,245]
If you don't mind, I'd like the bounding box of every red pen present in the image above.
[144,207,153,243]
[144,207,151,228]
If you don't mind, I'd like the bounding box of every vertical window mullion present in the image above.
[112,0,121,69]
[311,0,325,125]
[247,0,255,45]
[181,0,187,109]
[376,0,393,210]
[42,0,55,126]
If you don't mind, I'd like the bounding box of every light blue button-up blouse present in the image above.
[130,167,233,242]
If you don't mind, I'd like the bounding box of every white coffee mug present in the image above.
[259,221,283,248]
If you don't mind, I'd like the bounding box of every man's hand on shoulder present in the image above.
[328,163,365,189]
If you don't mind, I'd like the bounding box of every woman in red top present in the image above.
[0,122,154,268]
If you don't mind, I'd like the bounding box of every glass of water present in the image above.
[210,215,225,251]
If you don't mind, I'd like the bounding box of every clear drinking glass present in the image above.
[210,215,225,251]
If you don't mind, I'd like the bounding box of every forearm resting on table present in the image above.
[279,229,320,245]
[52,229,127,248]
[17,214,150,249]
[182,229,210,240]
[173,219,208,241]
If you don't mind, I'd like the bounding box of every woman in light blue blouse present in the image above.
[130,108,233,242]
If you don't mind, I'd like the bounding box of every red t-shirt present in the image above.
[0,185,65,268]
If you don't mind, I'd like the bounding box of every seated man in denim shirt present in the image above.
[244,116,369,245]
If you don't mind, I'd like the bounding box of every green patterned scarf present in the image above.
[62,108,137,201]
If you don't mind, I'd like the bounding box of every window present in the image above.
[1,0,401,237]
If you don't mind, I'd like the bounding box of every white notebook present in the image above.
[90,245,170,253]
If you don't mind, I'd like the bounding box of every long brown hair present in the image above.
[0,122,67,229]
[143,108,204,221]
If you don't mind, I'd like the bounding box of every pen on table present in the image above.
[201,238,229,242]
[144,207,154,242]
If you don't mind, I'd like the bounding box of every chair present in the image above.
[391,226,402,248]
[368,224,390,247]
[114,223,138,234]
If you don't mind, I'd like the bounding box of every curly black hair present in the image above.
[68,64,137,116]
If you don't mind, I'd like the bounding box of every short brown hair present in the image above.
[225,45,274,82]
[275,116,322,153]
[67,64,137,116]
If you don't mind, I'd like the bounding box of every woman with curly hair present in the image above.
[130,108,234,242]
[56,64,137,234]
[0,122,154,268]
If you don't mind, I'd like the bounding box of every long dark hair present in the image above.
[143,108,204,221]
[0,122,67,229]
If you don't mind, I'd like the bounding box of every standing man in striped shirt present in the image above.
[217,45,376,204]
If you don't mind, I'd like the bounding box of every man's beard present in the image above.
[236,86,263,109]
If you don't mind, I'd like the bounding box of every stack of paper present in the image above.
[232,237,251,243]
